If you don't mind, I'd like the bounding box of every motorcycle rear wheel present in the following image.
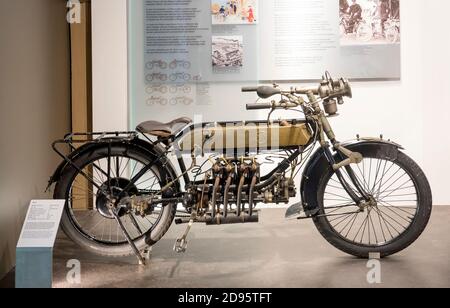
[313,145,432,258]
[54,144,177,257]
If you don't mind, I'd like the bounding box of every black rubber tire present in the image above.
[313,146,432,258]
[54,144,177,257]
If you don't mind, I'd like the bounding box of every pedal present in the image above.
[173,237,188,253]
[173,211,196,253]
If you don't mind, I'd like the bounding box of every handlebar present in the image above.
[241,87,258,93]
[246,103,273,110]
[242,73,352,115]
[242,77,352,100]
[242,85,318,98]
[246,101,300,111]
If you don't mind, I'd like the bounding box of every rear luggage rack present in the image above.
[52,131,138,157]
[49,131,139,190]
[57,131,138,147]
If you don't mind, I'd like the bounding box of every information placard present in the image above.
[17,200,65,248]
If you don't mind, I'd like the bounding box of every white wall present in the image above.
[92,0,128,132]
[92,0,450,205]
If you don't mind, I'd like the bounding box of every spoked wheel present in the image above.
[313,144,432,258]
[385,27,399,43]
[356,22,373,42]
[54,144,177,257]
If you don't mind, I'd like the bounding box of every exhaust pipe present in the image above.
[248,173,257,216]
[206,212,259,225]
[223,173,233,218]
[175,212,259,225]
[236,173,246,217]
[211,176,221,221]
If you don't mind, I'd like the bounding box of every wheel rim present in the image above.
[321,157,419,247]
[66,154,165,245]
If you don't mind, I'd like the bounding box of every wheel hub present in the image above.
[96,178,138,219]
[359,195,378,210]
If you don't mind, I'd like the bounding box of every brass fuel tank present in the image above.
[177,121,312,154]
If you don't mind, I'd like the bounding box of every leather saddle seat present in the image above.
[136,117,192,138]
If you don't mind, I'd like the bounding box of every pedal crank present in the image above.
[174,211,196,253]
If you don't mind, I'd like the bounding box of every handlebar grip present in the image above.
[246,103,273,110]
[242,87,258,92]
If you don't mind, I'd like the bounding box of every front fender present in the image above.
[299,138,403,213]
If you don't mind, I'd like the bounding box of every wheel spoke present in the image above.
[370,158,383,194]
[329,212,356,225]
[356,163,370,192]
[378,178,414,200]
[374,206,395,239]
[338,212,358,235]
[377,206,409,230]
[374,206,387,243]
[325,191,353,201]
[352,213,369,243]
[374,161,396,196]
[377,201,416,220]
[344,212,360,238]
[368,209,378,244]
[375,166,404,198]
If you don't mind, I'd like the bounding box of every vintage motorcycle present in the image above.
[48,72,432,263]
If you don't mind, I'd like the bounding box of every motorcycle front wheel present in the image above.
[313,144,432,258]
[54,144,177,257]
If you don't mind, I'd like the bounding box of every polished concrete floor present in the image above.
[2,207,449,288]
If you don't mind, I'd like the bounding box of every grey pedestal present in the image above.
[16,247,53,288]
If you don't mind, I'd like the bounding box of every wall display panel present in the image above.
[259,0,401,80]
[129,0,401,127]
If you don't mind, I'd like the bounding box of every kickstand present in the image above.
[174,211,196,253]
[112,209,147,265]
[140,247,152,265]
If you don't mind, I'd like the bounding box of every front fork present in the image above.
[307,92,370,205]
[322,146,370,205]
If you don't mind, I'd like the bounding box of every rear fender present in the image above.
[47,137,180,193]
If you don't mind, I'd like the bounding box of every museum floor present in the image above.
[1,207,449,288]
